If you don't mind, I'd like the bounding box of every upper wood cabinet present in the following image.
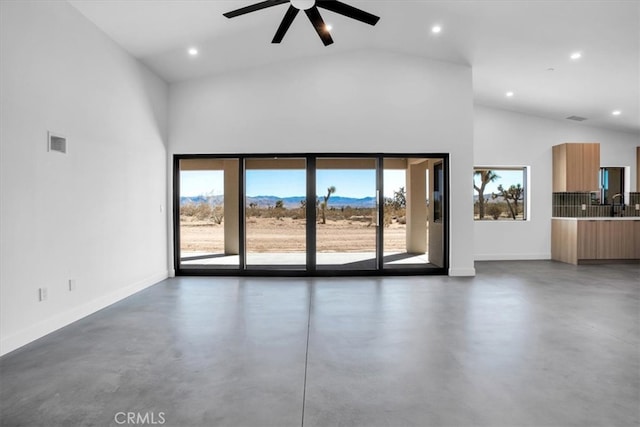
[552,143,600,192]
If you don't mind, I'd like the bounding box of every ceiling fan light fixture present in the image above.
[291,0,315,10]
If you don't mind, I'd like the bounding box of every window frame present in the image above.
[473,166,528,221]
[173,153,451,276]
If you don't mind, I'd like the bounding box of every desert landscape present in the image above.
[180,204,416,255]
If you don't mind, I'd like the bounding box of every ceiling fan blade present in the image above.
[305,6,334,46]
[223,0,289,18]
[272,5,300,43]
[317,0,380,26]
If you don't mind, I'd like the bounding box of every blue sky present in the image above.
[182,169,525,198]
[473,170,524,195]
[180,170,407,198]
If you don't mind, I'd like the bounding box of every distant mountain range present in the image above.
[183,194,505,208]
[181,195,376,209]
[473,194,509,203]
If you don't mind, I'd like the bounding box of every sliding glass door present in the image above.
[244,158,307,270]
[382,157,444,270]
[174,154,448,275]
[316,158,378,271]
[177,158,240,269]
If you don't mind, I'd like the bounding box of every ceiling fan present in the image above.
[223,0,380,46]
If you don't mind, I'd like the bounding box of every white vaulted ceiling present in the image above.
[67,0,639,134]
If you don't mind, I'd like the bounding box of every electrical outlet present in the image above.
[39,287,48,301]
[69,279,76,291]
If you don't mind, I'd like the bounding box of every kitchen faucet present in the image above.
[611,193,624,217]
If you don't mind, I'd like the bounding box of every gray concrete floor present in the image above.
[1,261,639,427]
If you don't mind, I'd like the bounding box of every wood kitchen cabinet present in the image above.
[634,220,640,259]
[552,143,600,192]
[577,220,597,259]
[596,220,636,259]
[552,218,640,264]
[620,221,636,259]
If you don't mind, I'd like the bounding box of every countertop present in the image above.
[552,217,640,221]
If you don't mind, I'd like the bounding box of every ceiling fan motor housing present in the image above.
[291,0,315,10]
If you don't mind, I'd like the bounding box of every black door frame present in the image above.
[173,153,450,277]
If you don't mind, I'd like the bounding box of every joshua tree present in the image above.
[320,185,336,224]
[299,199,307,218]
[507,183,524,218]
[474,170,499,219]
[493,183,524,219]
[274,199,285,219]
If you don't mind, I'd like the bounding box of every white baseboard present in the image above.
[0,270,168,357]
[449,268,476,277]
[474,253,550,261]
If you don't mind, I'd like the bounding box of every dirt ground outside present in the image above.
[180,217,420,253]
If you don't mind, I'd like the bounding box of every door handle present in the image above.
[375,190,380,226]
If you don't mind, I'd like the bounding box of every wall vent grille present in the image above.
[48,132,67,154]
[566,115,587,122]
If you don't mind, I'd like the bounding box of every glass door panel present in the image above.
[178,158,240,269]
[244,158,307,270]
[429,159,445,268]
[382,158,432,269]
[381,157,448,271]
[316,158,377,271]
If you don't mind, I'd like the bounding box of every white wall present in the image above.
[0,1,169,355]
[169,49,476,276]
[473,105,639,261]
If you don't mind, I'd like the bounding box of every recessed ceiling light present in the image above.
[325,24,332,32]
[612,110,622,116]
[506,91,514,97]
[570,52,581,60]
[188,47,198,56]
[431,25,442,34]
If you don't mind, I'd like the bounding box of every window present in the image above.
[473,167,527,220]
[599,167,625,205]
[174,154,450,275]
